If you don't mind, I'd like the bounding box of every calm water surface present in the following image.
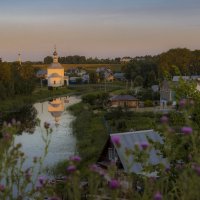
[14,96,81,168]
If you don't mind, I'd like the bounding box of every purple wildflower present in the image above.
[181,126,192,135]
[0,184,5,192]
[111,135,121,147]
[160,116,168,124]
[154,191,163,200]
[98,169,106,177]
[89,164,99,172]
[140,141,149,150]
[179,99,187,107]
[70,155,81,162]
[67,165,76,173]
[109,179,120,189]
[38,176,46,185]
[165,166,171,173]
[175,163,183,170]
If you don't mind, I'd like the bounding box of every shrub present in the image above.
[144,100,153,107]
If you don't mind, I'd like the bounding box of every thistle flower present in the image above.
[154,191,162,200]
[179,99,187,107]
[89,164,99,172]
[70,155,81,162]
[38,176,46,185]
[160,116,168,124]
[111,135,121,147]
[0,184,5,192]
[109,179,120,189]
[181,126,192,135]
[67,165,76,173]
[140,141,149,150]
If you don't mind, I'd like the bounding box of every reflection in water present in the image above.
[14,96,81,168]
[48,98,65,125]
[3,105,38,134]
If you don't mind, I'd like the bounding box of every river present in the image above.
[14,96,81,169]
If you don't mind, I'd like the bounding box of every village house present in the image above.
[160,76,200,106]
[105,73,114,82]
[97,130,165,174]
[36,69,47,78]
[160,80,174,105]
[120,57,132,63]
[113,72,126,81]
[109,95,139,108]
[67,67,87,76]
[96,67,114,82]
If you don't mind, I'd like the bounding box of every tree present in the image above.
[89,71,98,83]
[134,75,143,87]
[147,71,157,86]
[44,56,53,64]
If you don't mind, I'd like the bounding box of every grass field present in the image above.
[34,63,123,72]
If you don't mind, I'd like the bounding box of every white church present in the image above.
[47,48,68,88]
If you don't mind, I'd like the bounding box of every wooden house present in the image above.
[97,130,165,174]
[109,95,139,108]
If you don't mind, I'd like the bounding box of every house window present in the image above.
[108,148,115,161]
[54,80,56,84]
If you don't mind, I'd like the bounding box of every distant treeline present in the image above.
[122,48,200,87]
[44,55,121,64]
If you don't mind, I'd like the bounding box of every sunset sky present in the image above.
[0,0,200,61]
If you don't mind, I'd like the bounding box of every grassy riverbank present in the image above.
[0,87,73,112]
[68,102,108,165]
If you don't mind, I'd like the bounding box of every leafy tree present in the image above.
[134,75,143,87]
[147,70,157,86]
[44,56,53,64]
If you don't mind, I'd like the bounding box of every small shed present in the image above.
[98,130,166,174]
[110,95,139,108]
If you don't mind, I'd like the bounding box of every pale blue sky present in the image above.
[0,0,200,61]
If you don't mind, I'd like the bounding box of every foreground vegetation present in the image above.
[1,93,200,199]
